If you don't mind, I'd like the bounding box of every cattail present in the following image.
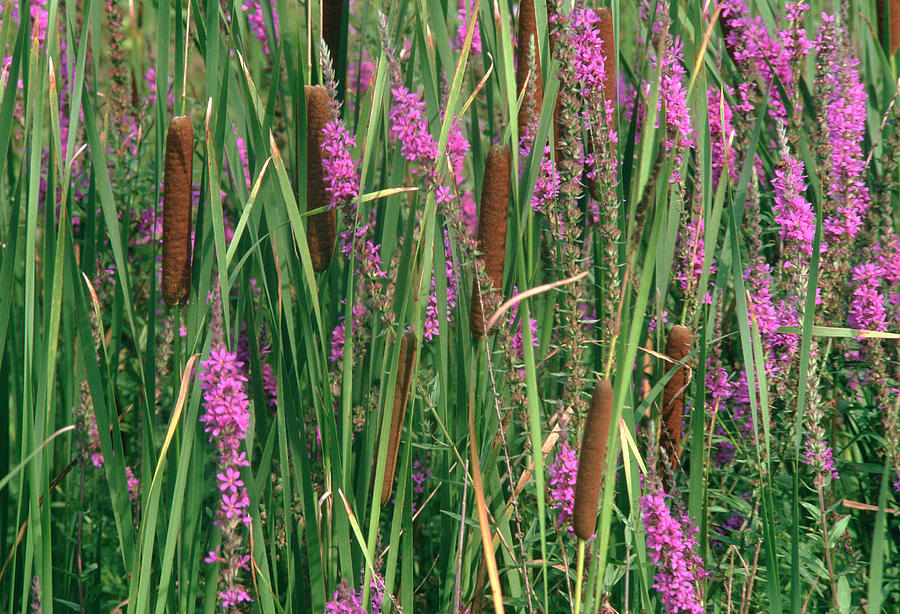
[596,8,616,106]
[877,0,900,56]
[660,325,691,473]
[305,85,336,272]
[572,379,614,540]
[162,115,194,307]
[381,332,418,507]
[515,0,542,133]
[322,0,344,64]
[469,144,511,339]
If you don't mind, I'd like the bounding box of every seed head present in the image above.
[162,115,194,307]
[470,144,511,338]
[573,379,614,540]
[381,332,418,506]
[305,85,337,272]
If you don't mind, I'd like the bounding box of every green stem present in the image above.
[574,538,586,614]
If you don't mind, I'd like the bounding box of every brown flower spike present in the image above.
[162,115,194,307]
[381,332,418,506]
[573,379,614,540]
[595,8,616,106]
[469,144,511,339]
[305,85,336,272]
[322,0,344,61]
[660,325,691,474]
[515,0,542,133]
[877,0,900,56]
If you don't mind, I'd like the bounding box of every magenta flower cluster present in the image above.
[389,84,439,180]
[324,576,384,614]
[849,263,888,332]
[640,480,707,614]
[816,14,870,241]
[719,0,811,121]
[642,2,694,183]
[322,119,360,211]
[771,155,815,258]
[547,441,578,528]
[242,0,279,54]
[707,87,739,187]
[452,0,481,55]
[199,345,254,610]
[424,232,459,341]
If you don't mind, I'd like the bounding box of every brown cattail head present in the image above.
[573,379,614,540]
[322,0,345,61]
[660,325,692,475]
[877,0,900,56]
[469,144,511,339]
[162,115,194,307]
[381,332,418,507]
[305,85,336,272]
[515,0,543,134]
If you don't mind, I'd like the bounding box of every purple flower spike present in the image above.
[640,476,707,614]
[199,343,254,610]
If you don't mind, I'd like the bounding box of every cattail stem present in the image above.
[305,85,336,272]
[574,538,586,614]
[573,379,614,540]
[660,325,691,482]
[470,144,511,339]
[380,332,417,506]
[162,115,194,307]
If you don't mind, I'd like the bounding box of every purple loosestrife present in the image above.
[388,84,439,182]
[242,0,279,54]
[424,231,459,341]
[674,210,716,318]
[325,580,366,613]
[124,466,141,502]
[507,289,539,361]
[198,344,254,611]
[815,15,870,245]
[544,1,609,413]
[643,1,694,183]
[547,441,578,529]
[718,0,811,122]
[708,87,739,187]
[30,576,40,614]
[800,343,839,486]
[452,0,481,55]
[378,13,439,186]
[849,263,888,332]
[772,152,815,259]
[640,473,707,614]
